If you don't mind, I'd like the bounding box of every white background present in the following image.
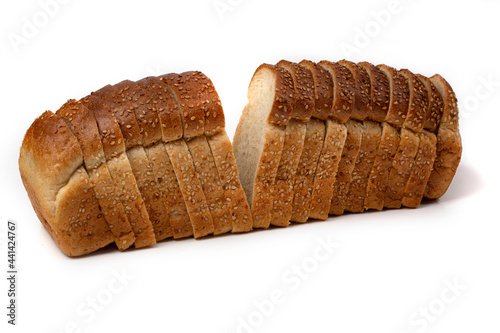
[1,0,499,332]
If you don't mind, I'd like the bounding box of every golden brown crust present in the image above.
[424,74,462,199]
[377,65,410,128]
[416,74,444,132]
[338,60,370,121]
[290,119,325,222]
[364,123,400,211]
[345,120,382,213]
[299,60,333,120]
[318,61,355,122]
[309,119,347,220]
[277,60,315,122]
[329,120,363,215]
[252,64,295,125]
[162,72,206,139]
[398,69,428,133]
[195,72,226,136]
[19,111,114,256]
[358,62,390,123]
[95,82,143,149]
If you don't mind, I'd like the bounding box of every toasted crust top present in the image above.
[277,60,315,122]
[358,62,390,123]
[299,60,333,120]
[417,74,444,132]
[339,60,371,121]
[319,61,355,122]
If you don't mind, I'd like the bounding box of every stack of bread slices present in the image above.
[233,60,462,228]
[19,72,253,256]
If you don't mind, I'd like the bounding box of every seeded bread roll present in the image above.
[290,119,325,222]
[57,99,136,250]
[89,90,156,248]
[345,120,382,213]
[19,111,114,257]
[329,120,363,215]
[424,74,462,199]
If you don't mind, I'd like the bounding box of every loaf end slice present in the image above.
[19,111,114,257]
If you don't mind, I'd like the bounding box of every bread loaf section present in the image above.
[20,70,252,256]
[233,60,462,227]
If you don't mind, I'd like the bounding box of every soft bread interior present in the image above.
[234,68,277,206]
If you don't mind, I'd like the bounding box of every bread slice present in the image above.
[329,61,369,215]
[57,99,136,250]
[97,81,173,242]
[306,61,354,220]
[363,65,405,211]
[151,76,194,238]
[358,62,390,123]
[424,74,462,199]
[206,131,253,232]
[298,60,333,120]
[308,119,347,219]
[416,74,444,132]
[90,87,156,248]
[165,72,236,235]
[162,73,215,238]
[345,120,382,213]
[185,134,233,235]
[290,119,325,222]
[233,64,295,228]
[184,72,253,233]
[270,119,306,226]
[329,120,363,215]
[271,60,312,227]
[384,128,420,208]
[19,111,114,256]
[402,130,437,207]
[377,65,410,128]
[398,69,429,133]
[364,122,400,210]
[338,60,370,121]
